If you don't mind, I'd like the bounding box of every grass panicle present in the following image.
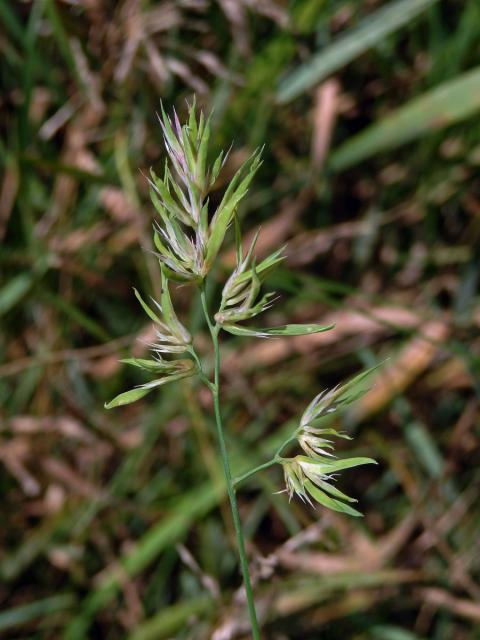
[106,106,379,637]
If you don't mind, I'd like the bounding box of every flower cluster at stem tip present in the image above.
[105,101,378,516]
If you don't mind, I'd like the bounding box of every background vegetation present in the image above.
[1,0,479,638]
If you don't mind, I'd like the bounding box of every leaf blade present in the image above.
[277,0,438,103]
[104,387,152,409]
[330,65,480,171]
[222,323,335,338]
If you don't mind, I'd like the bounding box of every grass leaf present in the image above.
[222,323,335,338]
[330,65,480,171]
[104,387,152,409]
[277,0,438,103]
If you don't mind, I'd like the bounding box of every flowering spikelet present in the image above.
[282,455,376,517]
[105,105,379,525]
[214,228,284,326]
[297,388,352,459]
[104,269,196,409]
[135,268,192,355]
[279,367,380,516]
[150,101,262,282]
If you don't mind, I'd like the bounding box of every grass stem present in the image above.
[200,286,261,639]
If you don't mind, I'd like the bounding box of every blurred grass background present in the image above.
[1,0,479,638]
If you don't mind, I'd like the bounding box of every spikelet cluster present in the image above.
[280,370,379,516]
[214,230,284,327]
[150,101,261,283]
[105,103,377,521]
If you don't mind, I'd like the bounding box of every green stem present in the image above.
[200,287,261,640]
[233,433,299,489]
[274,433,298,459]
[233,459,277,488]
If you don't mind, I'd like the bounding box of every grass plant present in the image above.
[2,1,479,637]
[106,103,377,637]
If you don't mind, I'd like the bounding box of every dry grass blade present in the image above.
[311,79,340,172]
[354,321,449,421]
[417,588,480,624]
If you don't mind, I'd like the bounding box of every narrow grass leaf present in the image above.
[316,479,358,503]
[0,594,75,632]
[0,0,25,46]
[64,483,221,640]
[0,273,33,316]
[127,596,214,640]
[370,625,426,640]
[119,358,177,371]
[44,0,82,86]
[105,367,196,408]
[43,291,110,342]
[205,151,262,268]
[104,387,152,409]
[222,323,335,338]
[405,422,443,479]
[330,65,480,171]
[328,363,384,408]
[277,0,438,103]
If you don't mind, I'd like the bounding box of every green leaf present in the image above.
[0,273,33,316]
[160,268,176,330]
[105,367,195,409]
[44,0,82,87]
[159,269,191,343]
[210,150,224,187]
[277,0,438,103]
[127,596,214,640]
[222,323,335,338]
[105,387,152,409]
[0,594,75,633]
[304,480,363,517]
[64,482,221,639]
[139,371,195,390]
[330,65,480,171]
[405,422,443,479]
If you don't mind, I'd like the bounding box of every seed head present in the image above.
[215,228,284,326]
[134,268,192,354]
[281,454,376,517]
[150,101,262,282]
